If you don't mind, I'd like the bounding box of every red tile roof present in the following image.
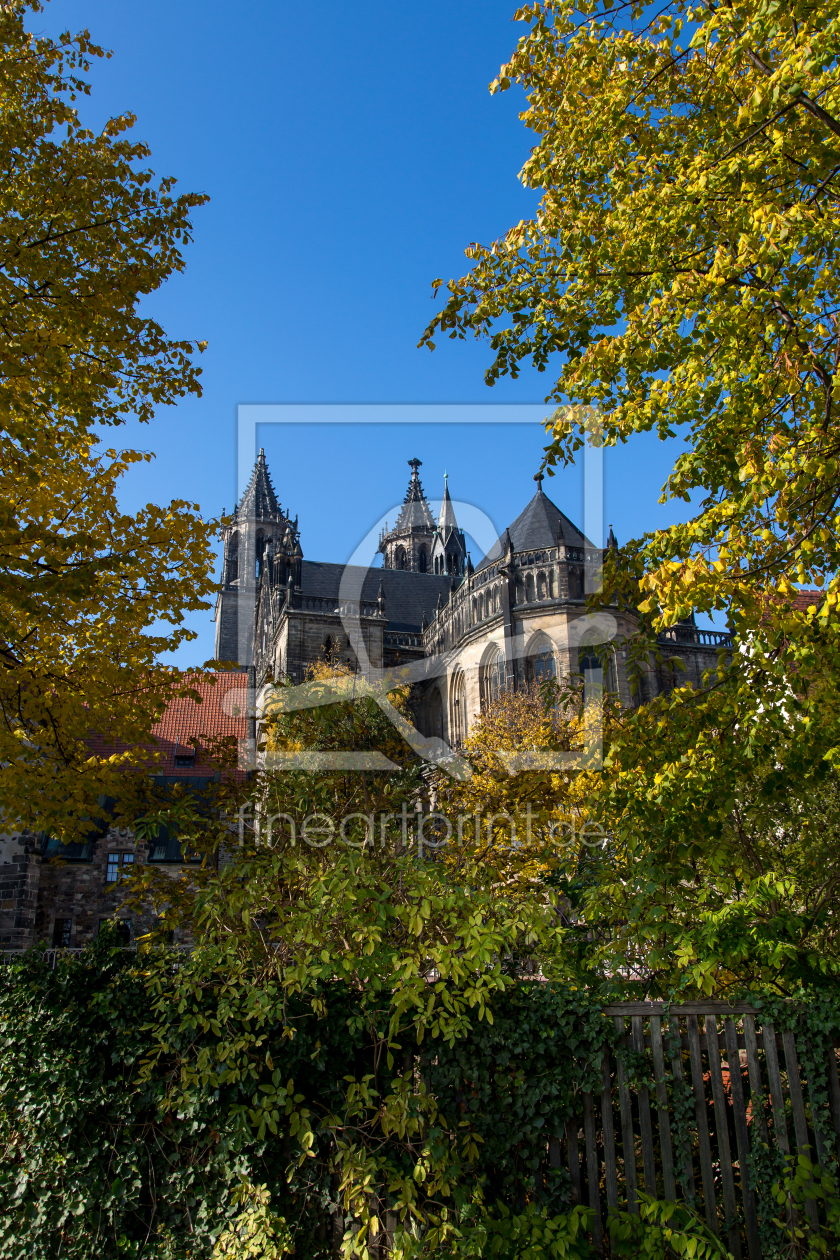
[148,671,250,778]
[88,671,251,780]
[788,589,824,613]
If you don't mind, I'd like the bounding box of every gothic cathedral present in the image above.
[214,453,731,747]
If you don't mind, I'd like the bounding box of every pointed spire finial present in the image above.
[534,470,544,491]
[236,446,281,519]
[438,470,458,531]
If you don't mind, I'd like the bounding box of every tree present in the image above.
[432,681,590,892]
[421,0,840,633]
[0,2,217,839]
[419,0,840,995]
[118,666,607,1254]
[13,677,830,1259]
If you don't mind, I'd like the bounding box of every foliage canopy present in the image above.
[0,1,217,838]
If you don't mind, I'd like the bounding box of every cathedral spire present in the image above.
[236,447,281,520]
[438,472,458,531]
[392,458,435,532]
[431,470,467,577]
[378,458,436,570]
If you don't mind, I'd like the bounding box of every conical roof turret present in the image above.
[476,478,592,571]
[235,448,281,520]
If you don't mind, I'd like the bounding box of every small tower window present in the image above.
[419,548,427,573]
[227,531,239,582]
[396,547,407,570]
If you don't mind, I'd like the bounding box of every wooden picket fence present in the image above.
[4,953,838,1254]
[559,1001,840,1257]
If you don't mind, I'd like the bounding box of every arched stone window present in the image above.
[481,645,505,707]
[526,572,536,603]
[322,635,333,661]
[419,548,428,573]
[580,644,618,694]
[526,633,557,687]
[579,646,603,696]
[537,571,547,600]
[451,670,467,746]
[515,576,524,604]
[396,546,407,570]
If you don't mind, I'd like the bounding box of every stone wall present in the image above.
[33,829,149,948]
[277,610,384,684]
[0,832,41,950]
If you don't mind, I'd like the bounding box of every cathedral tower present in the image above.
[214,449,294,666]
[378,458,436,572]
[430,472,467,576]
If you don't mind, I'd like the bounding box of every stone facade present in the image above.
[216,453,732,754]
[0,832,40,950]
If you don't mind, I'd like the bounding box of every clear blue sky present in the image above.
[35,1,711,663]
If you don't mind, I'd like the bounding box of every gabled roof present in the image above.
[301,561,451,631]
[392,458,435,533]
[477,484,593,570]
[235,448,281,520]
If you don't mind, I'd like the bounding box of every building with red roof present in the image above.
[0,672,251,952]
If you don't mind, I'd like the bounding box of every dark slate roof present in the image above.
[477,486,593,571]
[392,459,435,533]
[300,562,452,631]
[236,448,281,520]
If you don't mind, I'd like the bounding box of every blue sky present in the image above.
[35,1,708,663]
